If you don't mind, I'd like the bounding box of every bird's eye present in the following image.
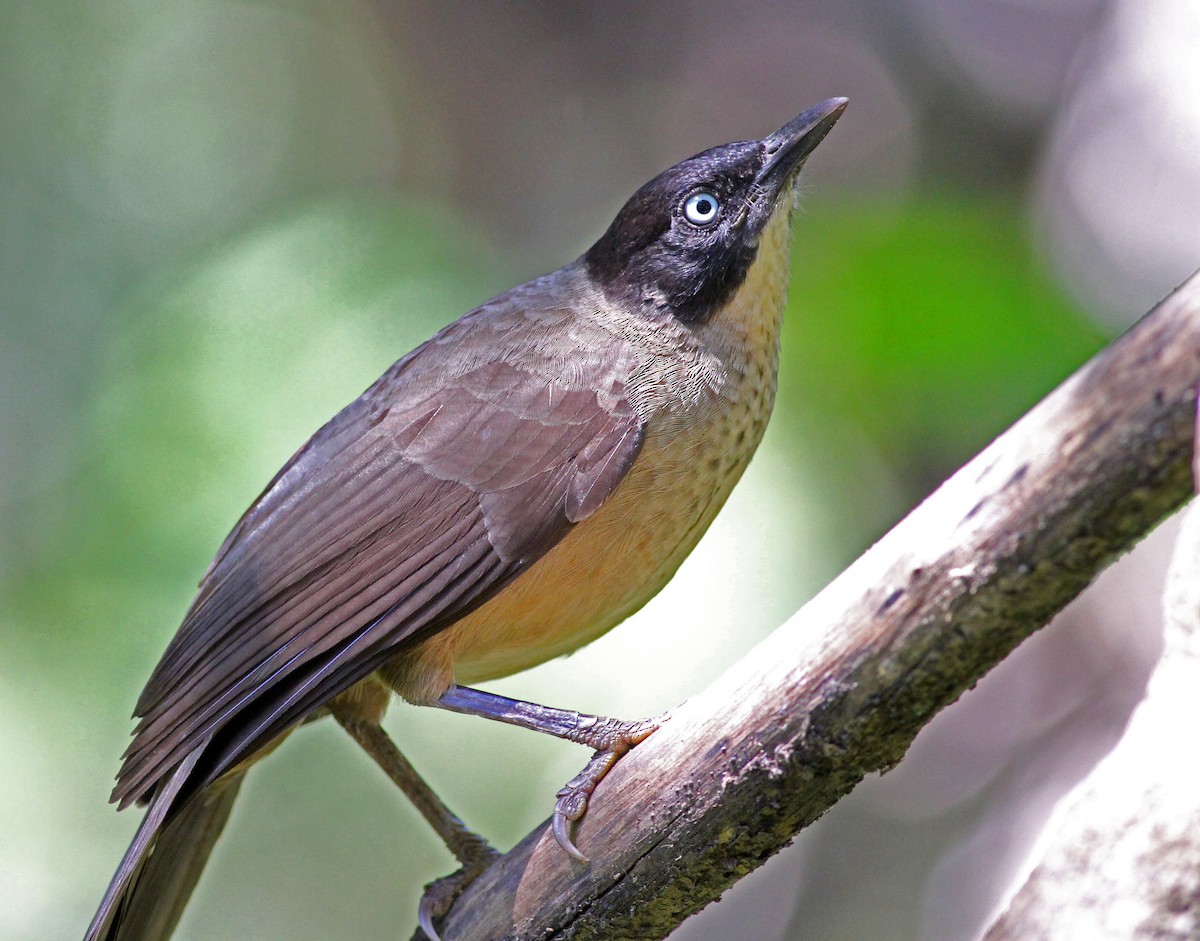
[683,191,720,226]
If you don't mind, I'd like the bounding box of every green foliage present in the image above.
[781,197,1107,488]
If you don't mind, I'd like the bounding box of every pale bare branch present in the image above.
[437,272,1200,941]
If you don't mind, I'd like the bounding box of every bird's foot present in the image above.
[417,836,500,941]
[552,712,666,861]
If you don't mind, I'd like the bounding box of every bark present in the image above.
[983,391,1200,941]
[434,272,1200,941]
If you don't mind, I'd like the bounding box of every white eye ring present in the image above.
[683,190,720,226]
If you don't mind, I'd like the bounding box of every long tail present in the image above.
[86,755,244,941]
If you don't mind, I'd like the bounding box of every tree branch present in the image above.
[982,398,1200,940]
[436,272,1200,941]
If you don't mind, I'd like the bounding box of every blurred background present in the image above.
[2,1,1198,939]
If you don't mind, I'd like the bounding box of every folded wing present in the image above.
[114,291,645,808]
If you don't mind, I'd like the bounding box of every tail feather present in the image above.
[86,752,243,941]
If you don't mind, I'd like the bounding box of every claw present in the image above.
[418,893,444,941]
[416,845,501,940]
[545,712,668,863]
[553,805,589,862]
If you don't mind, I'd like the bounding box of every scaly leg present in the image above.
[434,685,663,861]
[332,706,499,941]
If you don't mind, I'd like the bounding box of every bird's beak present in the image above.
[756,97,848,188]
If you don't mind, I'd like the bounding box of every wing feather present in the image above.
[114,282,647,808]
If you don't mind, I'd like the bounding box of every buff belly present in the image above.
[459,429,742,679]
[382,195,794,704]
[385,336,778,703]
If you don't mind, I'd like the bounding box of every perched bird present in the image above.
[86,96,847,941]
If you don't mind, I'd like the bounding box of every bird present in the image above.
[85,96,847,941]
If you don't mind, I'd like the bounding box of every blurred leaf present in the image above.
[781,196,1108,490]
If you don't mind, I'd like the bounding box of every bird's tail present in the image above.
[85,757,244,941]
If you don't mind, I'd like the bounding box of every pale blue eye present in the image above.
[683,191,720,226]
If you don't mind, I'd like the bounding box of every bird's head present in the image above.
[583,98,847,324]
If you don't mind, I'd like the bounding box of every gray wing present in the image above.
[113,287,645,808]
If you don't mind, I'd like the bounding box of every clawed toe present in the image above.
[417,846,500,941]
[428,688,668,869]
[550,712,667,861]
[552,783,592,862]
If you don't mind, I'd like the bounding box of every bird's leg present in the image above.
[434,685,664,861]
[332,707,499,941]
